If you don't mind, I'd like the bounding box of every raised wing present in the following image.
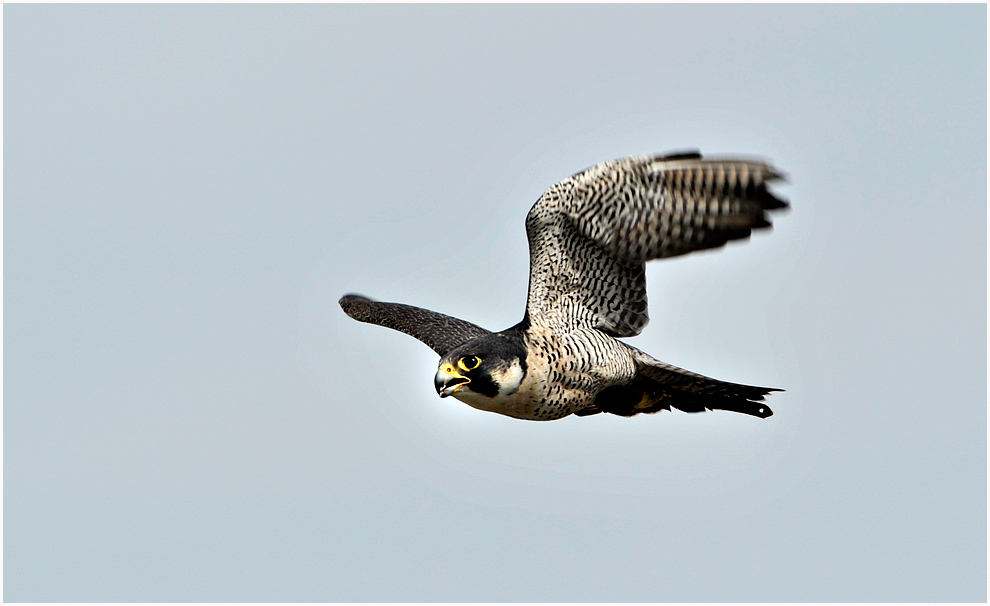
[523,151,787,337]
[339,294,492,356]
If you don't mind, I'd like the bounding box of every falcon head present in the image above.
[434,334,528,406]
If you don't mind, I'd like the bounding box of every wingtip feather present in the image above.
[339,293,376,321]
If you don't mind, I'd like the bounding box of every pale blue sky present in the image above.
[5,4,986,601]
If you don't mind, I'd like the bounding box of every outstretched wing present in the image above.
[524,151,787,337]
[339,294,491,356]
[586,345,780,419]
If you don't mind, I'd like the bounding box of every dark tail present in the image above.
[592,375,777,419]
[594,345,782,419]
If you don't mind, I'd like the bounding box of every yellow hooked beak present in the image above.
[434,363,469,398]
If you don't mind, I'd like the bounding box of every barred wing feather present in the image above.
[523,152,787,337]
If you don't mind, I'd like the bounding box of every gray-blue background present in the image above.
[5,4,986,602]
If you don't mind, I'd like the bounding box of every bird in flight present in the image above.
[340,150,787,421]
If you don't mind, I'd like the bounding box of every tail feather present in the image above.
[591,345,781,419]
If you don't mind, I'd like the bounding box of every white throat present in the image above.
[494,359,525,398]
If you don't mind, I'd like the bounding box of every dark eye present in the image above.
[457,356,481,371]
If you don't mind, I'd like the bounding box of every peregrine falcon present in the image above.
[340,150,787,421]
